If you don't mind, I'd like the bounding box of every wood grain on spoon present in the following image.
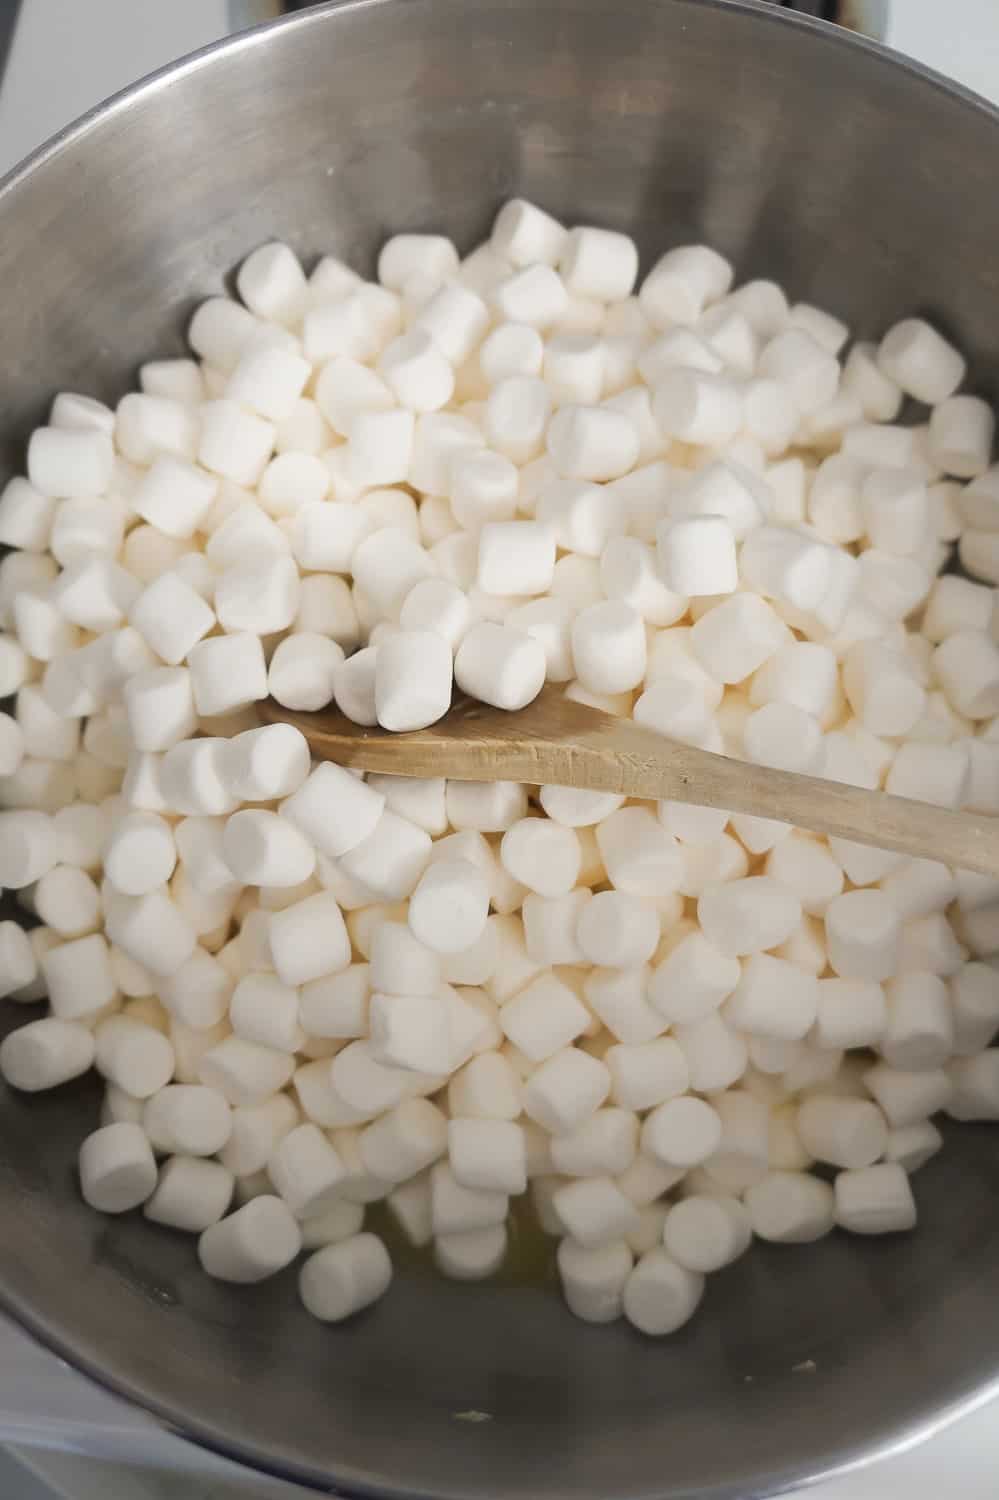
[260,685,999,877]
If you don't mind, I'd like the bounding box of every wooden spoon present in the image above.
[260,686,999,876]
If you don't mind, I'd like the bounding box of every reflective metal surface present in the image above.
[1,2,999,1496]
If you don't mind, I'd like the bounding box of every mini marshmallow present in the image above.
[880,973,953,1069]
[93,1014,174,1098]
[447,1117,526,1194]
[266,890,351,988]
[934,631,999,719]
[79,1122,157,1214]
[642,1095,722,1169]
[947,1051,999,1120]
[814,978,887,1050]
[928,396,994,479]
[453,621,547,711]
[950,963,999,1055]
[797,1095,888,1170]
[604,1036,688,1112]
[648,930,741,1023]
[697,878,801,958]
[0,1018,95,1092]
[41,932,116,1020]
[725,954,818,1042]
[654,369,743,446]
[863,1062,952,1129]
[198,1195,301,1283]
[268,1123,346,1219]
[371,628,452,732]
[834,1162,917,1235]
[499,972,590,1061]
[570,601,646,695]
[144,1155,234,1233]
[673,1012,748,1093]
[197,1036,296,1108]
[523,1047,610,1134]
[499,818,581,899]
[663,1194,750,1273]
[33,865,101,938]
[656,515,738,598]
[877,318,965,405]
[431,1161,508,1235]
[576,890,660,969]
[186,635,268,718]
[744,1170,835,1243]
[689,593,787,684]
[623,1247,704,1337]
[370,922,440,998]
[143,1085,232,1157]
[491,200,567,267]
[103,812,176,897]
[546,404,639,482]
[560,227,638,303]
[557,1237,633,1324]
[825,890,900,981]
[553,1175,640,1250]
[448,1050,521,1121]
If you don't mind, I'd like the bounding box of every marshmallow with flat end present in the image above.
[883,1120,942,1175]
[447,1117,526,1194]
[877,318,965,404]
[521,889,590,966]
[378,233,458,291]
[267,890,351,988]
[406,857,490,956]
[744,1170,835,1243]
[839,341,903,422]
[492,264,568,329]
[357,1097,447,1184]
[569,600,646,695]
[269,1123,346,1219]
[373,628,452,732]
[557,1237,633,1324]
[34,865,101,937]
[835,1162,917,1234]
[41,932,116,1020]
[623,1247,704,1336]
[653,369,743,445]
[104,812,177,897]
[103,885,197,978]
[130,572,215,667]
[227,972,302,1052]
[258,451,330,516]
[144,1155,234,1233]
[413,283,489,366]
[378,329,455,412]
[576,891,660,970]
[479,323,545,386]
[338,811,431,902]
[399,579,473,652]
[724,954,818,1042]
[499,972,590,1061]
[880,973,953,1069]
[673,1012,748,1093]
[119,667,196,754]
[560,227,638,302]
[199,1195,301,1283]
[93,1014,174,1098]
[142,1085,231,1157]
[523,1047,610,1134]
[268,633,343,712]
[604,1036,688,1112]
[583,968,663,1045]
[689,593,786,685]
[370,922,440,998]
[28,425,114,500]
[826,890,900,982]
[224,810,316,890]
[299,964,369,1039]
[186,634,268,718]
[797,1095,887,1169]
[946,1051,999,1120]
[491,200,566,268]
[550,1109,638,1179]
[369,990,450,1075]
[539,785,625,828]
[79,1122,157,1213]
[640,245,732,327]
[663,1194,751,1273]
[282,762,384,862]
[219,1095,299,1178]
[765,835,843,918]
[648,930,740,1024]
[448,1050,522,1120]
[642,1095,722,1170]
[546,404,639,482]
[742,702,824,775]
[554,1176,640,1250]
[928,396,994,479]
[430,1161,508,1236]
[159,740,237,817]
[434,1225,508,1281]
[0,478,57,552]
[696,878,801,959]
[542,334,606,406]
[197,1035,295,1109]
[0,921,37,997]
[885,740,969,808]
[500,818,580,899]
[934,631,999,719]
[863,1062,952,1128]
[599,537,686,627]
[758,328,839,415]
[950,963,999,1055]
[656,514,738,597]
[237,241,306,325]
[298,1199,366,1251]
[814,978,887,1050]
[383,1173,432,1249]
[453,621,546,711]
[0,1018,95,1092]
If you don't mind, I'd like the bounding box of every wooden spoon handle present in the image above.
[266,694,999,876]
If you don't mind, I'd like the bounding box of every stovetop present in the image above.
[0,1,998,1497]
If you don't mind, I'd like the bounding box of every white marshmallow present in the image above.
[448,1050,522,1121]
[724,954,818,1042]
[79,1122,157,1213]
[877,318,965,405]
[757,329,839,416]
[522,1047,610,1134]
[947,1051,999,1120]
[408,858,490,955]
[557,1237,633,1324]
[825,890,900,981]
[569,600,646,695]
[583,968,662,1045]
[198,1195,301,1283]
[553,1175,640,1250]
[604,1036,688,1112]
[641,1095,722,1169]
[491,200,566,267]
[576,890,660,969]
[863,1061,952,1129]
[447,1117,526,1194]
[499,818,580,898]
[654,369,742,445]
[689,593,786,684]
[298,1234,393,1320]
[934,631,999,719]
[268,891,351,987]
[656,516,738,597]
[546,404,639,482]
[186,635,269,718]
[144,1155,234,1233]
[673,1013,748,1093]
[623,1247,704,1336]
[640,245,732,328]
[814,978,887,1051]
[374,629,453,732]
[744,1170,835,1243]
[430,1160,508,1235]
[33,865,101,938]
[797,1095,887,1169]
[369,989,450,1074]
[268,1123,346,1219]
[834,1162,916,1234]
[663,1194,750,1273]
[41,931,116,1020]
[351,528,436,621]
[648,930,740,1023]
[103,812,176,897]
[499,972,590,1061]
[370,922,440,997]
[142,1084,231,1157]
[697,878,801,958]
[550,1109,638,1179]
[560,227,638,302]
[453,621,546,711]
[0,1018,95,1092]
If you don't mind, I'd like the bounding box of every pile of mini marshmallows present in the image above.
[1,198,999,1336]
